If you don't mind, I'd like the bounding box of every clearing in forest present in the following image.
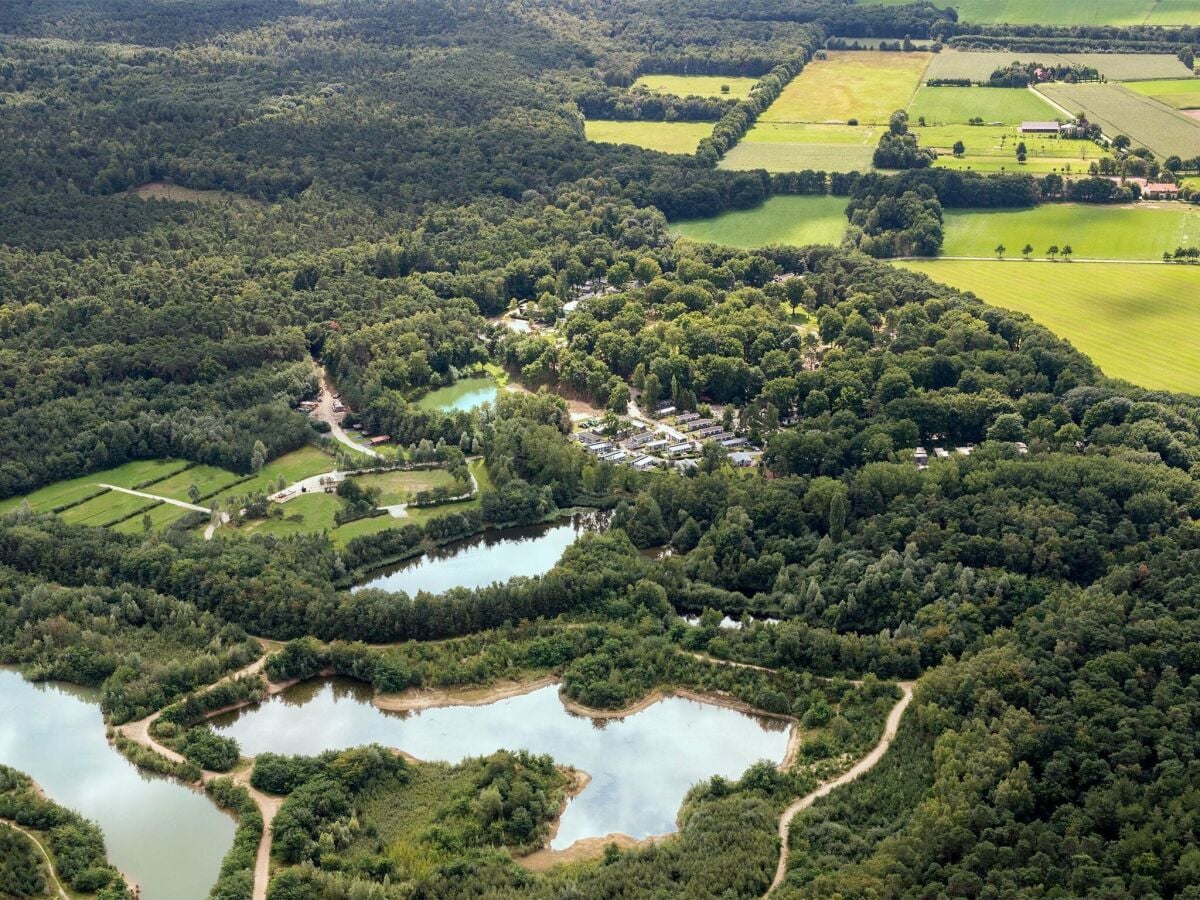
[584,120,714,154]
[940,203,1200,260]
[758,51,933,125]
[632,75,760,100]
[672,195,849,248]
[1036,82,1200,159]
[349,468,458,506]
[0,459,189,516]
[898,260,1200,394]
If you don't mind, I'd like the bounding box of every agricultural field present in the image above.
[907,86,1061,125]
[940,203,1200,260]
[632,74,760,100]
[673,195,849,248]
[205,446,335,507]
[584,119,713,154]
[913,125,1109,174]
[58,490,157,528]
[860,0,1200,26]
[112,501,195,534]
[1125,79,1200,111]
[350,468,459,506]
[758,51,932,125]
[898,260,1200,394]
[924,51,1193,83]
[0,459,189,516]
[721,123,878,172]
[146,465,241,502]
[1037,83,1200,158]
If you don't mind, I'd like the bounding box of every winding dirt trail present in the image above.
[117,648,281,900]
[766,681,916,896]
[2,820,69,899]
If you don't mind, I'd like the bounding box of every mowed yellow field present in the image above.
[758,51,933,125]
[898,260,1200,395]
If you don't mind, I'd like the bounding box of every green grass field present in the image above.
[1036,83,1200,158]
[673,195,849,248]
[908,86,1061,125]
[633,75,760,100]
[147,465,241,502]
[0,459,189,515]
[207,446,335,506]
[1125,79,1200,110]
[721,123,878,172]
[898,260,1200,394]
[585,120,712,154]
[112,501,194,534]
[912,124,1110,175]
[351,468,458,506]
[860,0,1200,26]
[941,204,1199,260]
[59,490,157,527]
[925,51,1193,83]
[759,51,932,125]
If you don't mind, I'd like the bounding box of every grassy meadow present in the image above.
[721,123,878,172]
[912,124,1110,174]
[924,51,1193,82]
[758,51,932,125]
[908,86,1061,125]
[0,459,189,515]
[351,468,458,506]
[862,1,1200,27]
[898,260,1200,394]
[1125,79,1200,110]
[940,204,1199,260]
[633,74,760,100]
[673,195,849,248]
[585,120,713,154]
[1036,83,1200,158]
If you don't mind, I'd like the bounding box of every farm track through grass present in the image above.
[898,260,1200,394]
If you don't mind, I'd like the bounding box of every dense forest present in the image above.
[2,0,1200,898]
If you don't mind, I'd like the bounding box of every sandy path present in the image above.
[766,682,915,895]
[117,649,279,900]
[2,820,69,899]
[313,365,381,459]
[99,484,210,513]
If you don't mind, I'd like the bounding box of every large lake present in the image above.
[0,670,235,900]
[353,511,605,595]
[416,377,499,412]
[211,678,789,848]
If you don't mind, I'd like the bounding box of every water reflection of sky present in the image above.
[416,377,499,412]
[352,516,597,595]
[0,670,234,900]
[212,680,789,848]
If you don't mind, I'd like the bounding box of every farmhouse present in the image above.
[1144,182,1180,200]
[1020,121,1063,134]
